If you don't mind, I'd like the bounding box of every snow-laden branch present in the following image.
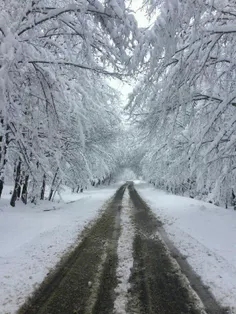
[18,3,115,36]
[208,24,236,34]
[29,60,121,77]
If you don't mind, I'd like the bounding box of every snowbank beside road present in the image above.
[0,186,117,314]
[136,183,236,311]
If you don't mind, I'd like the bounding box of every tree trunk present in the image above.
[76,185,80,193]
[40,174,46,200]
[0,180,4,199]
[30,161,40,204]
[21,175,29,204]
[48,188,54,201]
[49,168,59,201]
[0,121,9,198]
[51,180,62,201]
[10,159,21,207]
[0,161,7,198]
[17,176,23,199]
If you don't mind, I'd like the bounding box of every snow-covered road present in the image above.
[16,184,216,314]
[136,182,236,312]
[1,181,235,313]
[0,185,118,314]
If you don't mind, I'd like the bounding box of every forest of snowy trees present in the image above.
[128,0,236,208]
[1,0,236,208]
[0,0,137,206]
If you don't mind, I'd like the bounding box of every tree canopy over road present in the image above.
[1,0,236,208]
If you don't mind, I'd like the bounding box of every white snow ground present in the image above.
[136,182,236,311]
[0,185,118,314]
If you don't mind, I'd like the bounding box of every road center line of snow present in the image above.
[113,188,135,314]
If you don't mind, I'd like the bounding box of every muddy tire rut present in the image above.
[18,184,227,314]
